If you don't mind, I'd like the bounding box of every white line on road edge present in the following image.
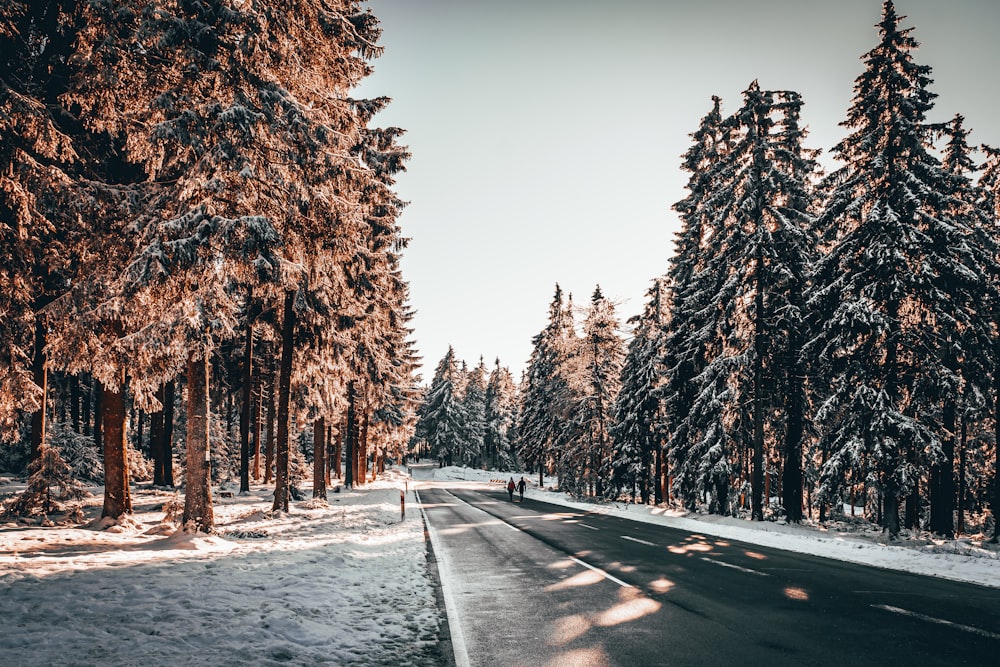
[700,557,770,577]
[873,604,1000,641]
[571,556,634,588]
[621,535,657,547]
[416,488,472,667]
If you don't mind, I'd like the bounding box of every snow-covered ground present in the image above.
[2,462,997,667]
[433,465,1000,589]
[0,469,444,667]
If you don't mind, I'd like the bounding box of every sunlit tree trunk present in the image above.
[313,416,327,499]
[182,353,214,532]
[239,319,254,493]
[272,291,295,512]
[101,361,131,519]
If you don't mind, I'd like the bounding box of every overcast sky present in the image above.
[354,0,1000,380]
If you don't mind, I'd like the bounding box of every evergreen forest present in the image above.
[3,0,999,543]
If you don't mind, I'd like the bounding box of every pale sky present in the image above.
[354,0,1000,380]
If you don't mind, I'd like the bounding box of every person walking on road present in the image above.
[507,478,516,501]
[517,477,526,501]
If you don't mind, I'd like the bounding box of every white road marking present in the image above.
[873,604,1000,640]
[622,535,657,547]
[571,556,634,588]
[577,523,599,531]
[700,557,770,576]
[416,489,472,667]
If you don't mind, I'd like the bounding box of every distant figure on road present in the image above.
[517,477,526,501]
[507,478,516,501]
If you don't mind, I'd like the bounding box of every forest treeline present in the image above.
[415,2,1000,540]
[0,1,417,531]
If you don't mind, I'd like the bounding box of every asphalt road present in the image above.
[417,483,1000,667]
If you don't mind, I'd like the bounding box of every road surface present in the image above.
[416,481,1000,666]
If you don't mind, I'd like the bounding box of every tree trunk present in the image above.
[751,297,765,521]
[930,394,956,536]
[150,384,165,486]
[333,417,344,480]
[264,362,276,485]
[957,414,967,536]
[70,374,81,433]
[782,352,805,522]
[162,380,175,487]
[252,362,262,482]
[93,378,103,453]
[313,416,327,499]
[101,362,132,519]
[30,315,47,461]
[182,354,214,532]
[325,422,332,485]
[239,320,254,493]
[272,291,295,512]
[345,381,357,489]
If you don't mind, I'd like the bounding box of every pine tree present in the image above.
[976,144,1000,542]
[461,358,488,467]
[663,97,728,510]
[415,347,467,466]
[808,1,983,535]
[484,359,518,471]
[516,285,577,487]
[610,279,668,504]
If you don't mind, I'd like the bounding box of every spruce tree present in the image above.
[610,279,668,504]
[484,360,518,470]
[809,1,982,535]
[516,285,577,487]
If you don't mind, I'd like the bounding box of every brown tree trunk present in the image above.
[182,354,214,532]
[93,378,103,453]
[150,384,165,486]
[313,416,327,499]
[264,361,276,485]
[70,374,81,433]
[252,363,262,482]
[239,320,254,493]
[325,422,332,486]
[333,417,344,480]
[272,291,296,512]
[101,362,132,520]
[162,380,175,487]
[345,381,357,489]
[30,315,47,461]
[82,374,92,437]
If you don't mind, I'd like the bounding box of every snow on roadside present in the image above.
[0,470,445,667]
[431,465,1000,590]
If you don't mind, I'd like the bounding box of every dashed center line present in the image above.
[873,604,1000,640]
[571,556,633,588]
[621,535,657,547]
[700,557,770,576]
[577,523,599,531]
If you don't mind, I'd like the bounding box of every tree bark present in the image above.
[272,291,295,512]
[239,320,254,493]
[252,362,262,482]
[782,345,806,522]
[150,384,165,486]
[93,378,103,453]
[182,354,214,532]
[101,362,132,519]
[163,380,175,487]
[313,416,327,499]
[264,361,276,485]
[70,374,81,433]
[345,381,357,489]
[30,315,47,461]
